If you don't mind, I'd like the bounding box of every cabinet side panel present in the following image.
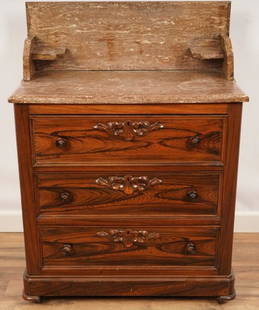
[218,103,242,274]
[14,105,40,274]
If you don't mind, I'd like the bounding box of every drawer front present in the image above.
[40,226,218,268]
[37,171,221,217]
[32,116,225,165]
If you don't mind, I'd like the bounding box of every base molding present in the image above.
[24,272,235,299]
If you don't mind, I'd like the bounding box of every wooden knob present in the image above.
[190,136,201,144]
[185,241,196,255]
[62,244,73,256]
[56,137,68,148]
[187,191,198,200]
[60,191,71,202]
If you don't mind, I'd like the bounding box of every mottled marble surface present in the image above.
[26,1,230,72]
[9,70,248,104]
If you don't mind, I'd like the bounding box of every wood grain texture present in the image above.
[13,102,243,300]
[24,273,234,298]
[40,226,218,268]
[28,103,230,115]
[14,106,40,274]
[25,1,230,72]
[8,70,249,104]
[218,104,243,274]
[31,115,225,165]
[36,172,221,217]
[1,233,259,308]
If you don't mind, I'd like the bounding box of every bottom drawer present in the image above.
[40,226,219,269]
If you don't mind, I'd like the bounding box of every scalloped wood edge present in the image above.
[220,34,234,80]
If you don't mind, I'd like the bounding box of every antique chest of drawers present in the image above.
[9,1,249,303]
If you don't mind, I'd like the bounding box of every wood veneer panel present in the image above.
[36,172,221,217]
[24,273,234,297]
[31,115,225,166]
[28,104,229,115]
[14,105,40,274]
[40,226,218,268]
[217,103,243,274]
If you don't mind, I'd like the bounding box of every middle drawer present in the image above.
[36,171,222,217]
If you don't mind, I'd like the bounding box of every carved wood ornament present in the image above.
[96,229,160,248]
[93,121,164,141]
[96,175,163,195]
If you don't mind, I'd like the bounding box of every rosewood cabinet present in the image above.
[9,1,248,303]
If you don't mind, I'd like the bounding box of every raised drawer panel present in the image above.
[31,116,225,165]
[40,226,218,268]
[37,172,221,217]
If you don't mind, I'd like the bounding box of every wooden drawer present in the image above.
[31,115,225,165]
[40,226,218,268]
[36,171,221,217]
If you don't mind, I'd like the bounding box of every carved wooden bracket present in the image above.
[93,121,164,141]
[96,229,160,248]
[96,175,162,195]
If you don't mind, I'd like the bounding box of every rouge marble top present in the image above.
[9,70,248,104]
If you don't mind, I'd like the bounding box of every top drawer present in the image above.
[31,115,225,166]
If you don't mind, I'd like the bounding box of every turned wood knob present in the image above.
[190,136,201,144]
[62,244,73,256]
[60,191,71,202]
[56,137,68,148]
[185,241,196,255]
[187,191,198,200]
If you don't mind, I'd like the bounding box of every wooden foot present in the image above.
[216,290,236,304]
[23,291,41,303]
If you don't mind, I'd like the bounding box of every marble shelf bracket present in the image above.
[23,36,36,81]
[220,34,234,80]
[23,36,67,81]
[188,36,234,80]
[189,38,224,61]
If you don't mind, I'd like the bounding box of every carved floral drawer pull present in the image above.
[96,175,162,195]
[93,120,164,141]
[96,229,160,248]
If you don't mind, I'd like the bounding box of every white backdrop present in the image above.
[0,0,258,232]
